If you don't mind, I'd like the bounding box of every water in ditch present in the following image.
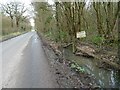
[63,48,120,88]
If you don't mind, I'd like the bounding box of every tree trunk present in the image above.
[55,2,61,41]
[10,16,13,28]
[16,17,19,27]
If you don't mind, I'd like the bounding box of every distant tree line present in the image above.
[0,2,31,35]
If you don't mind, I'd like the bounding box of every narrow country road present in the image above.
[2,31,57,88]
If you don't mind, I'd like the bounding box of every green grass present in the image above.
[0,31,27,42]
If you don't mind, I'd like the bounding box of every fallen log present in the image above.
[75,51,95,58]
[63,43,72,48]
[94,55,120,70]
[76,46,96,57]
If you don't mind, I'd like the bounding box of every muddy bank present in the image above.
[38,32,120,88]
[39,34,99,88]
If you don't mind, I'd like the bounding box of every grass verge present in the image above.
[0,31,28,42]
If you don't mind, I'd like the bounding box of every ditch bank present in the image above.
[38,33,100,88]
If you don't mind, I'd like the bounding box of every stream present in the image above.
[63,48,120,88]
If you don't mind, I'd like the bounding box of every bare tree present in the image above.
[14,2,27,27]
[1,2,15,27]
[1,2,27,28]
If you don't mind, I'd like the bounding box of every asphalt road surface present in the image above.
[2,31,57,88]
